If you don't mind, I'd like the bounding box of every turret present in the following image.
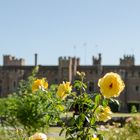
[58,56,80,82]
[3,55,25,66]
[120,55,135,66]
[92,53,102,66]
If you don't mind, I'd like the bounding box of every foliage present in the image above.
[127,102,139,113]
[0,66,64,136]
[131,105,137,113]
[58,72,125,140]
[108,99,120,112]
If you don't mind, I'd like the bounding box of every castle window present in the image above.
[135,85,139,92]
[119,69,126,78]
[125,71,128,77]
[13,81,16,89]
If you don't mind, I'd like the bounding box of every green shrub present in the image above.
[0,67,64,136]
[131,105,137,113]
[127,103,139,113]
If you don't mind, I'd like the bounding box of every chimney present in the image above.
[35,53,38,66]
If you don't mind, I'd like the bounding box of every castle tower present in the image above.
[92,53,102,75]
[92,53,102,66]
[58,56,80,82]
[120,55,135,66]
[3,55,25,66]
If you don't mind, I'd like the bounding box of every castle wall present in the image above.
[0,54,140,112]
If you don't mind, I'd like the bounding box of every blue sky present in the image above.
[0,0,140,65]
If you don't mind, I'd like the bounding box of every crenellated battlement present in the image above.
[58,56,80,67]
[58,56,72,67]
[3,55,25,66]
[92,53,102,66]
[120,55,135,66]
[58,56,80,82]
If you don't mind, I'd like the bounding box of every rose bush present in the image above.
[58,71,125,140]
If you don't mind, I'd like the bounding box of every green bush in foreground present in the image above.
[0,67,64,137]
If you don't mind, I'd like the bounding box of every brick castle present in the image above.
[0,54,140,112]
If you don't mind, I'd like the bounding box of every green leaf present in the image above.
[102,99,108,107]
[90,117,95,125]
[66,138,75,140]
[95,94,101,105]
[97,134,104,140]
[85,116,90,123]
[109,98,120,107]
[59,128,65,136]
[70,117,76,126]
[76,113,85,128]
[111,99,120,106]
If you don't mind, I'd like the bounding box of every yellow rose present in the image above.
[96,106,112,122]
[32,79,48,92]
[91,138,99,140]
[98,72,125,98]
[29,132,47,140]
[57,81,72,100]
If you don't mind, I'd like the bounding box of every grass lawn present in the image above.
[47,127,65,140]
